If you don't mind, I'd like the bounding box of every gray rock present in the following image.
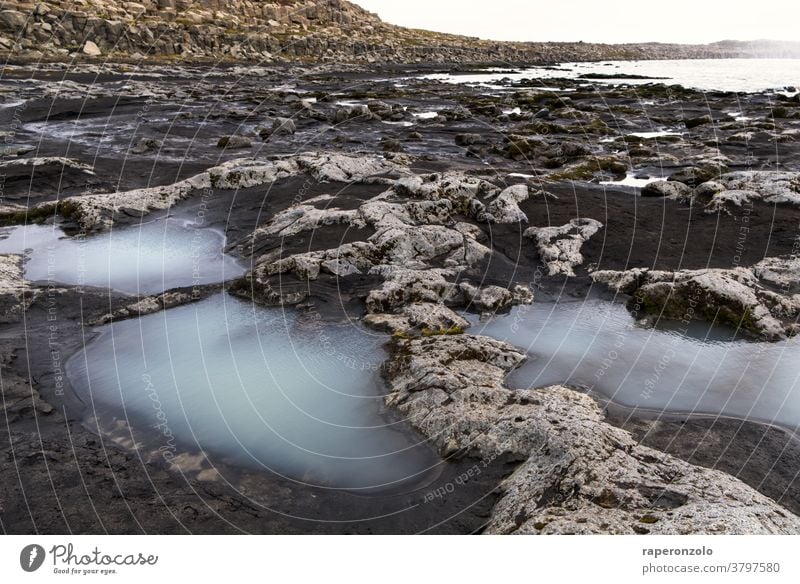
[591,266,800,339]
[459,282,514,313]
[699,171,800,212]
[525,218,603,276]
[129,138,161,155]
[479,184,531,224]
[641,180,692,198]
[385,334,800,534]
[454,133,484,147]
[270,117,296,136]
[217,135,253,149]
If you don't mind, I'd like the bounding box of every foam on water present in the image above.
[0,218,245,295]
[472,300,800,431]
[66,293,439,490]
[600,173,667,189]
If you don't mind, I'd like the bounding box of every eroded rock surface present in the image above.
[592,262,800,339]
[385,334,800,534]
[525,218,603,276]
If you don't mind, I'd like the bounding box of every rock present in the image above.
[668,165,722,187]
[479,184,530,224]
[380,137,403,152]
[129,138,161,155]
[250,202,356,239]
[365,269,461,313]
[459,282,514,313]
[455,133,484,147]
[685,114,713,129]
[640,180,692,198]
[525,218,603,276]
[331,104,371,123]
[217,135,253,149]
[591,266,800,340]
[534,108,551,119]
[82,40,102,56]
[385,334,800,534]
[0,10,26,30]
[753,256,800,293]
[363,302,469,334]
[0,255,30,322]
[698,171,800,212]
[90,291,199,325]
[269,117,296,136]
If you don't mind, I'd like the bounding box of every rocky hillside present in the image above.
[1,0,798,64]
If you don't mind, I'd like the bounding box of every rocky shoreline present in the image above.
[2,57,800,533]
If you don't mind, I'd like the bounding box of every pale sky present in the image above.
[350,0,800,44]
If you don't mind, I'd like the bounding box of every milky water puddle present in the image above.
[472,300,800,432]
[0,217,245,295]
[66,293,439,491]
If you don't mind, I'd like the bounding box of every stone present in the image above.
[269,117,296,136]
[479,184,530,224]
[0,10,26,30]
[217,135,253,149]
[698,171,800,212]
[455,133,484,147]
[459,282,514,313]
[753,256,800,293]
[525,218,603,276]
[640,180,692,198]
[82,40,102,56]
[129,138,161,155]
[591,266,800,340]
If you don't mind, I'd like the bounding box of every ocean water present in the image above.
[0,218,245,295]
[422,58,800,93]
[471,300,800,431]
[66,293,439,491]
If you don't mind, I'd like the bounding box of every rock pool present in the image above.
[472,300,800,431]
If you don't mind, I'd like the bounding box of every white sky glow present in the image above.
[350,1,800,44]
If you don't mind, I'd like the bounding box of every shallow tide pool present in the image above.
[66,293,439,491]
[472,300,800,431]
[0,218,245,295]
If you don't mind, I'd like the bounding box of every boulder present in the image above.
[269,117,296,136]
[479,184,531,224]
[640,180,692,198]
[591,266,800,340]
[0,10,26,30]
[525,218,603,276]
[82,40,102,56]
